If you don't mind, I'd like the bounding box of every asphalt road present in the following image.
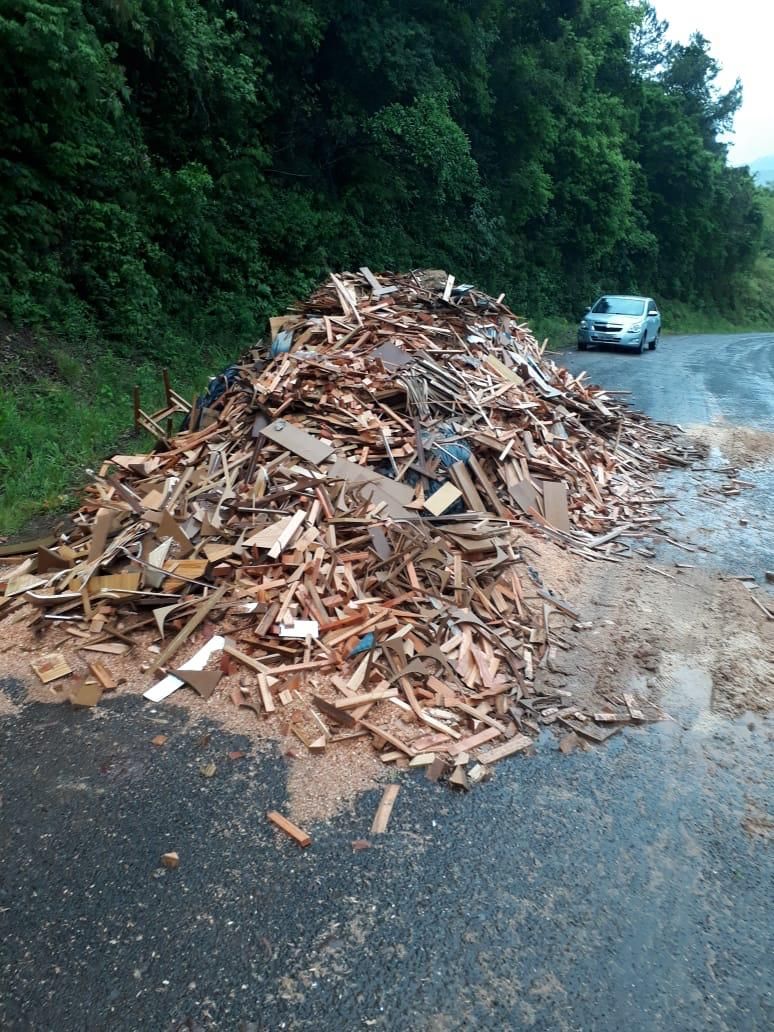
[562,333,774,427]
[1,334,772,1031]
[561,334,774,581]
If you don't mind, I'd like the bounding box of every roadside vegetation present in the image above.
[1,1,771,531]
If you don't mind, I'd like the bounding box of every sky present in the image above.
[654,0,774,165]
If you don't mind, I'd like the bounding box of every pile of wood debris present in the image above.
[1,269,693,787]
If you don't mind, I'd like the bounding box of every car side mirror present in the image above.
[584,306,591,313]
[648,309,658,317]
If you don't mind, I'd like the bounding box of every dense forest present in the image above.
[0,0,771,528]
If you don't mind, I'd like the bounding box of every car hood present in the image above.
[587,311,646,326]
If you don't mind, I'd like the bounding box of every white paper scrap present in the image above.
[143,635,225,703]
[279,620,319,640]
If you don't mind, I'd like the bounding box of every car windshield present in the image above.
[591,296,646,316]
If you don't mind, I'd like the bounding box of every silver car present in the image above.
[577,295,661,353]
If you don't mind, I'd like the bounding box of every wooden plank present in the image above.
[370,785,400,834]
[31,652,72,684]
[466,455,508,517]
[477,734,533,764]
[334,689,398,710]
[0,535,57,558]
[312,694,357,728]
[451,701,506,733]
[359,266,398,296]
[508,479,540,514]
[561,718,618,743]
[223,642,270,675]
[623,692,645,721]
[244,517,293,550]
[36,547,71,575]
[373,341,413,369]
[327,457,413,518]
[268,510,306,559]
[257,674,276,714]
[88,573,141,596]
[449,461,486,512]
[424,482,463,516]
[542,480,571,533]
[87,660,117,691]
[485,353,524,386]
[358,719,414,756]
[88,511,114,563]
[80,641,129,655]
[261,420,334,465]
[447,725,500,756]
[267,810,311,848]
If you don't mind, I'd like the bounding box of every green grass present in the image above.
[660,289,774,334]
[529,314,576,351]
[0,340,237,534]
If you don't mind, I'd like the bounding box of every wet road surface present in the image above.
[2,334,773,1031]
[561,333,774,427]
[561,334,774,583]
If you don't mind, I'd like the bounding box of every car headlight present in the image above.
[579,319,590,328]
[628,321,643,333]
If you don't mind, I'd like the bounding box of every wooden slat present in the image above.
[371,785,400,834]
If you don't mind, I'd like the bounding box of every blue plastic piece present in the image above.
[182,365,240,430]
[348,632,376,657]
[270,330,294,357]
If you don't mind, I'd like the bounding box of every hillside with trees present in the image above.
[0,0,771,528]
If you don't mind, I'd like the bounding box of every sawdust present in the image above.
[532,540,774,718]
[0,606,389,822]
[3,533,770,822]
[0,685,22,718]
[286,741,384,825]
[685,422,774,467]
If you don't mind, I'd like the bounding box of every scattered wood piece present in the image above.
[87,660,118,691]
[69,680,102,707]
[147,584,228,675]
[371,784,400,834]
[448,765,469,790]
[170,667,222,700]
[32,652,72,684]
[559,732,580,755]
[267,810,312,847]
[478,734,532,765]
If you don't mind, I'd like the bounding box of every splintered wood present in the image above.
[2,269,683,782]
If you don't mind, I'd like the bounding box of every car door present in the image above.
[647,299,659,342]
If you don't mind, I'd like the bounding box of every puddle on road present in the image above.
[662,660,713,711]
[658,658,729,737]
[651,456,774,588]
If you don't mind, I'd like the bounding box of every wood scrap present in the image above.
[371,785,400,834]
[267,811,312,847]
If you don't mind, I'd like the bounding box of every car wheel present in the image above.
[577,341,587,351]
[648,332,659,351]
[635,332,645,354]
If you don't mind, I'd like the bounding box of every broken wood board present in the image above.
[371,785,400,834]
